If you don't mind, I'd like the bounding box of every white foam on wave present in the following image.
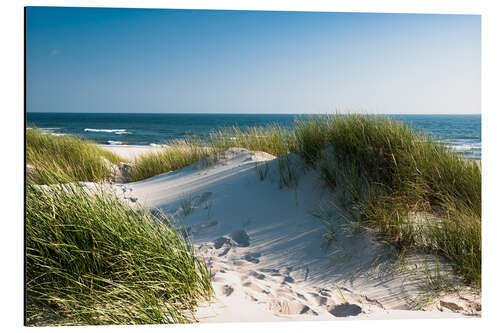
[436,140,481,158]
[449,145,481,152]
[446,142,481,152]
[444,142,481,158]
[107,141,122,145]
[84,128,131,135]
[30,127,66,136]
[450,145,481,153]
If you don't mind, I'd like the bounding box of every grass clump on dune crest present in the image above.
[293,115,481,285]
[209,125,296,157]
[26,180,212,326]
[27,128,124,184]
[130,125,295,182]
[128,139,213,181]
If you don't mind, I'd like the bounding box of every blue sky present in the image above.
[26,7,480,114]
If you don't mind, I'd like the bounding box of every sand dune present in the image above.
[101,147,480,322]
[100,144,166,160]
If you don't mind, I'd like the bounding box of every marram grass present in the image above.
[130,125,295,182]
[128,139,213,182]
[293,115,481,285]
[208,125,296,157]
[27,128,124,184]
[26,114,481,327]
[26,180,213,326]
[131,114,481,285]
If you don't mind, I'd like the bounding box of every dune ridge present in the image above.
[102,147,480,322]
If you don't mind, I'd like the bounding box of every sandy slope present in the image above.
[100,144,166,160]
[104,147,480,322]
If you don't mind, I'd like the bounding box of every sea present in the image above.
[26,113,482,160]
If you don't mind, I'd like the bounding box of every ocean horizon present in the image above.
[26,112,482,159]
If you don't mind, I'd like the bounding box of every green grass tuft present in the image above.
[209,125,295,157]
[130,126,295,182]
[26,181,213,326]
[27,128,125,184]
[293,114,481,285]
[128,139,213,182]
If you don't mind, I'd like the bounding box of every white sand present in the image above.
[99,144,166,160]
[100,147,480,322]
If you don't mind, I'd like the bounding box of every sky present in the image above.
[26,7,481,114]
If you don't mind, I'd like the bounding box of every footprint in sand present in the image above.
[243,252,261,263]
[221,284,234,296]
[214,236,231,249]
[307,292,329,306]
[250,271,266,280]
[245,292,259,302]
[327,303,362,317]
[258,268,282,277]
[231,259,244,266]
[242,281,270,295]
[317,288,332,297]
[228,229,250,247]
[213,229,250,250]
[295,292,307,301]
[274,289,296,301]
[267,300,318,316]
[193,191,213,206]
[218,247,231,257]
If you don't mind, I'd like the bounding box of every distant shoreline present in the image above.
[27,113,482,160]
[98,144,166,161]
